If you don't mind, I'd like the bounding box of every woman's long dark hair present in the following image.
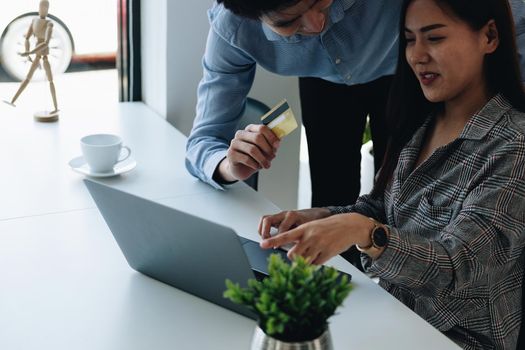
[371,0,525,198]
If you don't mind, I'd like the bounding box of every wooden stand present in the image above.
[34,110,59,122]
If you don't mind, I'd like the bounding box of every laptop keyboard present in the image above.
[240,237,289,278]
[239,236,352,283]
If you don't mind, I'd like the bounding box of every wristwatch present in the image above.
[355,218,389,257]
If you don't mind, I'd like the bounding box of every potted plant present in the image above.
[224,254,352,350]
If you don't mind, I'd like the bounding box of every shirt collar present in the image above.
[458,94,512,140]
[261,0,356,42]
[406,94,511,150]
[330,0,356,24]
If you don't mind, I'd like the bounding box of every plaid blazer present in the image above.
[329,95,525,349]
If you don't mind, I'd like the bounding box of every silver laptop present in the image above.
[83,179,290,319]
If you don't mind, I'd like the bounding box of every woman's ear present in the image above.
[483,19,499,54]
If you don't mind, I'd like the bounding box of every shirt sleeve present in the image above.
[185,25,256,190]
[326,193,387,223]
[366,137,525,298]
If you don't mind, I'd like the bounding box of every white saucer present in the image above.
[68,155,137,178]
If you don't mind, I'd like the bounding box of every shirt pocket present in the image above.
[416,195,453,232]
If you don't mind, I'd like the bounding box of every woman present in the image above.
[258,0,525,348]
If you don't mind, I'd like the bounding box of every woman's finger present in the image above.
[277,211,301,233]
[258,212,285,239]
[260,227,302,249]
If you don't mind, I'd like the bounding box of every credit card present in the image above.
[260,99,298,139]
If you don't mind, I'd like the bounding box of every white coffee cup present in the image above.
[80,134,131,173]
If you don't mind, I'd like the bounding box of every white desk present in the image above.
[0,102,223,221]
[0,102,460,349]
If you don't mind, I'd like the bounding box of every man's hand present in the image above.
[216,124,280,183]
[260,213,374,265]
[258,208,332,239]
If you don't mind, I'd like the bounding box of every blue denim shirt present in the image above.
[185,0,525,190]
[185,0,401,189]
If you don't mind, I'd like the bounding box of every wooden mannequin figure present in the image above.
[3,0,59,122]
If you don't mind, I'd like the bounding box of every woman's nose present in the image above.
[408,42,430,65]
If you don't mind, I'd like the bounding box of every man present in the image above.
[186,0,399,197]
[185,0,401,270]
[186,0,525,269]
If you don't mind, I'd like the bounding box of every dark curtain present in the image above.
[118,0,141,102]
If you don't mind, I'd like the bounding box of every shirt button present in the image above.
[346,74,352,80]
[335,58,341,64]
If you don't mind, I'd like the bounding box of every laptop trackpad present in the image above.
[241,239,289,275]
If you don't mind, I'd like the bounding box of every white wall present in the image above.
[141,0,167,118]
[164,0,212,135]
[141,0,301,210]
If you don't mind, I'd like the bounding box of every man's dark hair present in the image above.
[217,0,303,19]
[372,0,525,197]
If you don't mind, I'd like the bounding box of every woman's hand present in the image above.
[258,208,332,239]
[260,213,374,265]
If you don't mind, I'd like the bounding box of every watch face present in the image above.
[373,227,388,247]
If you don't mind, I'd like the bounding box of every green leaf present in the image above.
[223,253,353,339]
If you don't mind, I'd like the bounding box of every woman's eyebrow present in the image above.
[404,23,447,33]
